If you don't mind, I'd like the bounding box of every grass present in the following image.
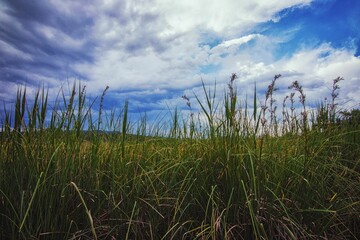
[0,76,359,239]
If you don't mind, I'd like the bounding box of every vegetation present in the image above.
[0,75,359,239]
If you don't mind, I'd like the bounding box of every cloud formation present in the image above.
[0,0,359,119]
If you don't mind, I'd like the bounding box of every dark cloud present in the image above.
[119,11,169,54]
[4,0,52,23]
[3,0,94,37]
[0,0,96,89]
[0,0,168,91]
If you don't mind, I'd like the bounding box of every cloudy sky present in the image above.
[1,0,359,123]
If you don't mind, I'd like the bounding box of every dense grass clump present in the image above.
[0,76,359,239]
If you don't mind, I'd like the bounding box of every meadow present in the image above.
[0,74,359,239]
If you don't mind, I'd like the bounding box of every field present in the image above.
[1,75,359,239]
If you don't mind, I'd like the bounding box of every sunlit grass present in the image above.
[0,76,359,239]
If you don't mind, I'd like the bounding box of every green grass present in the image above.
[0,77,359,239]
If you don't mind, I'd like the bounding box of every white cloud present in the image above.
[277,43,360,82]
[217,34,261,48]
[64,0,314,98]
[189,42,360,112]
[155,0,312,35]
[273,44,360,108]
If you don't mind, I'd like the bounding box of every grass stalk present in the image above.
[125,200,137,240]
[70,182,98,240]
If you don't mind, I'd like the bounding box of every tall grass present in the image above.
[0,75,359,239]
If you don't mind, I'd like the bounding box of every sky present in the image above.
[1,0,360,126]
